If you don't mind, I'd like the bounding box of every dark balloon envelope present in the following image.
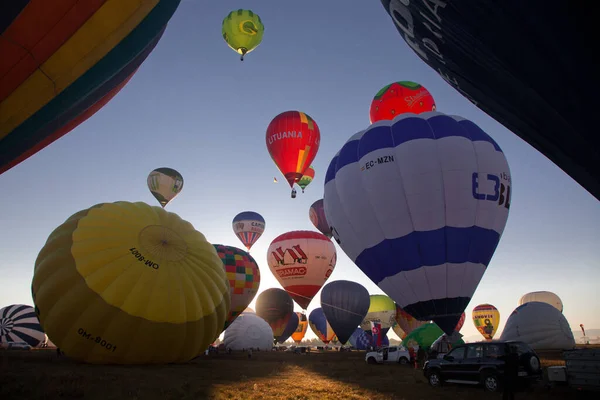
[277,311,299,344]
[255,288,294,341]
[320,280,370,344]
[380,0,599,200]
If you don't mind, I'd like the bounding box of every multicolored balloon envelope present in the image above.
[277,311,299,344]
[359,295,397,331]
[472,304,500,340]
[309,199,332,238]
[0,0,181,176]
[147,168,184,207]
[291,312,308,344]
[267,230,336,310]
[324,111,512,335]
[297,165,315,193]
[369,81,436,123]
[308,308,336,344]
[222,9,264,61]
[232,211,265,251]
[519,291,563,313]
[0,304,46,347]
[266,111,320,197]
[349,327,389,350]
[255,288,294,342]
[392,324,406,340]
[395,304,427,337]
[320,280,370,345]
[213,244,261,330]
[32,201,230,364]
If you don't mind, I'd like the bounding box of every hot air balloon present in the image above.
[360,295,397,331]
[267,230,336,310]
[277,311,299,344]
[320,280,370,345]
[454,312,466,332]
[231,211,265,252]
[0,304,46,347]
[222,9,264,61]
[472,304,500,340]
[31,201,230,364]
[266,111,321,198]
[519,291,563,312]
[324,112,511,335]
[297,166,315,193]
[349,327,390,350]
[255,288,294,343]
[147,168,184,208]
[213,244,261,329]
[392,324,407,340]
[379,0,599,201]
[402,323,463,352]
[369,81,436,123]
[309,199,332,238]
[223,313,273,351]
[0,0,181,176]
[394,305,427,338]
[291,312,308,344]
[308,308,336,345]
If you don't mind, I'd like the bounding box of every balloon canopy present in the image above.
[223,313,273,351]
[324,112,511,335]
[519,291,563,313]
[222,9,264,61]
[0,304,46,347]
[297,166,315,192]
[349,327,390,350]
[320,280,370,345]
[255,288,294,341]
[309,199,332,238]
[232,211,266,251]
[360,295,397,331]
[369,81,436,123]
[308,308,336,344]
[402,323,462,351]
[395,305,427,338]
[147,168,184,208]
[472,304,500,340]
[291,312,308,344]
[277,311,299,344]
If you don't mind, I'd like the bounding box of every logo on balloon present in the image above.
[361,155,395,171]
[325,269,332,278]
[277,267,307,277]
[271,245,308,265]
[471,172,511,209]
[235,222,244,231]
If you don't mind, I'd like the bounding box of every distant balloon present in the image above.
[519,291,563,313]
[277,311,299,344]
[222,9,264,61]
[255,288,294,342]
[213,244,261,329]
[309,199,332,238]
[308,308,336,344]
[324,112,512,335]
[232,211,266,251]
[291,312,308,344]
[360,295,397,331]
[0,304,45,347]
[297,166,315,193]
[369,81,436,123]
[32,201,230,364]
[394,305,427,337]
[223,313,273,351]
[267,231,336,309]
[472,304,500,340]
[147,168,184,207]
[321,280,370,344]
[266,111,321,198]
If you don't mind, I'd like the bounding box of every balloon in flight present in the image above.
[320,280,370,344]
[369,81,436,123]
[291,312,308,344]
[324,111,512,335]
[308,308,336,344]
[255,288,294,342]
[472,304,500,340]
[32,201,230,364]
[231,211,266,251]
[213,244,261,329]
[222,9,264,61]
[297,166,315,193]
[267,230,336,310]
[147,168,184,208]
[0,0,181,176]
[0,304,46,347]
[309,199,332,238]
[266,111,321,198]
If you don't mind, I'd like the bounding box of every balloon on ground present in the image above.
[0,304,46,347]
[309,199,332,238]
[349,327,389,350]
[320,280,370,345]
[291,312,308,344]
[360,295,397,331]
[277,311,299,344]
[222,9,264,61]
[232,211,265,251]
[369,81,436,123]
[472,304,500,340]
[223,313,273,351]
[255,288,294,342]
[147,168,184,207]
[32,201,230,364]
[308,308,336,344]
[402,323,463,352]
[519,291,563,313]
[324,111,512,335]
[394,305,427,338]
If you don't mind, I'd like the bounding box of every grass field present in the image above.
[1,348,589,400]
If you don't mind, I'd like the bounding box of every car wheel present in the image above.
[398,357,408,365]
[527,356,540,373]
[367,357,377,364]
[428,371,442,387]
[483,373,500,392]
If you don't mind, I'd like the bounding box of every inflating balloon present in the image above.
[32,201,230,364]
[0,304,46,347]
[0,0,181,176]
[308,308,336,345]
[232,211,266,251]
[213,244,261,329]
[349,327,390,350]
[519,291,563,312]
[380,0,598,200]
[266,111,321,198]
[255,288,294,342]
[394,305,427,337]
[472,304,500,340]
[324,111,511,335]
[147,168,184,207]
[309,199,332,238]
[291,312,308,344]
[297,166,315,193]
[360,295,397,331]
[402,323,462,351]
[267,230,336,310]
[222,9,264,61]
[320,280,370,344]
[223,313,273,351]
[369,81,435,123]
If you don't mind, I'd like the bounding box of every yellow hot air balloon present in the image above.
[472,304,500,340]
[360,295,397,330]
[291,312,308,344]
[222,9,265,61]
[32,201,229,364]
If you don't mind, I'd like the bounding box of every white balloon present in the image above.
[223,313,273,351]
[519,291,563,313]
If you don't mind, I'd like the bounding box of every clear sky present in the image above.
[1,0,598,343]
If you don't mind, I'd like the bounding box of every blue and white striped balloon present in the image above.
[323,112,511,335]
[0,304,46,347]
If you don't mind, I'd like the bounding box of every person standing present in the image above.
[503,347,519,400]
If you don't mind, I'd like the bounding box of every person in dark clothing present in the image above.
[503,347,519,399]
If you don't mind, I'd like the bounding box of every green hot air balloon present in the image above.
[222,9,265,61]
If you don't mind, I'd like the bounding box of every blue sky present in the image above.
[1,0,598,342]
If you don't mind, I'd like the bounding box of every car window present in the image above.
[466,344,483,358]
[484,344,505,358]
[446,346,466,360]
[515,342,533,355]
[389,348,397,353]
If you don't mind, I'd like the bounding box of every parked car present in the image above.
[1,342,32,350]
[365,346,411,365]
[423,340,542,392]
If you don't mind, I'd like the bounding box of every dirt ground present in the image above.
[0,349,589,400]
